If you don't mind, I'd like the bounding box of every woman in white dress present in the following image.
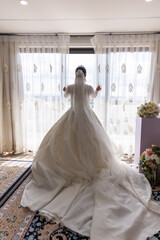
[21,66,160,240]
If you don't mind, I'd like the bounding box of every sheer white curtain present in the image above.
[19,35,70,152]
[149,34,160,104]
[0,36,24,153]
[91,34,155,155]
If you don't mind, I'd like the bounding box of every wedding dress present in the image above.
[21,70,160,240]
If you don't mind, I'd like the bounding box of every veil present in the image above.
[75,69,85,84]
[72,69,86,111]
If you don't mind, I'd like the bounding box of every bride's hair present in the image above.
[75,65,86,76]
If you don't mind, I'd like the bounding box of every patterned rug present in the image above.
[0,160,32,207]
[0,173,35,240]
[0,172,89,240]
[23,213,89,240]
[1,161,160,240]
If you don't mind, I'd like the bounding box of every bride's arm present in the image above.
[63,85,71,98]
[89,85,101,98]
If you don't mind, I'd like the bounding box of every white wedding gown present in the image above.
[21,70,160,240]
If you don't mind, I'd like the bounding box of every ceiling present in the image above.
[0,0,160,34]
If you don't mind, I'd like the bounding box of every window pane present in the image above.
[67,54,95,86]
[105,49,152,154]
[20,52,63,151]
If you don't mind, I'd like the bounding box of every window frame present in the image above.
[69,47,94,54]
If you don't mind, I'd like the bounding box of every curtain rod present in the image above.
[0,32,160,37]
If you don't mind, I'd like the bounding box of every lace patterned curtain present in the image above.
[91,34,156,155]
[0,36,24,153]
[20,35,70,152]
[149,34,160,104]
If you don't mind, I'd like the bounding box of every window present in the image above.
[20,46,152,155]
[67,48,95,108]
[68,48,94,85]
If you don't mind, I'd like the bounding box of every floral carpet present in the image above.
[0,172,89,240]
[0,173,35,240]
[0,159,31,207]
[1,158,160,240]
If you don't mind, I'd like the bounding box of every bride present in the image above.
[21,66,160,240]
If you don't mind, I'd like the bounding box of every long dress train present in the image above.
[21,70,160,240]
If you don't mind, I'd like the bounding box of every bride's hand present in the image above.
[63,87,66,92]
[96,85,101,91]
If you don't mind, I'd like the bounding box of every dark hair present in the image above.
[75,65,86,76]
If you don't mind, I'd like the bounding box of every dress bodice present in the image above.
[64,84,97,109]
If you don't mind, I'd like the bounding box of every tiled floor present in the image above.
[0,152,134,163]
[0,152,35,160]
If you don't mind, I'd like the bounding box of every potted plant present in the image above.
[139,145,160,186]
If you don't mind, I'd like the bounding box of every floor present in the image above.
[0,151,134,164]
